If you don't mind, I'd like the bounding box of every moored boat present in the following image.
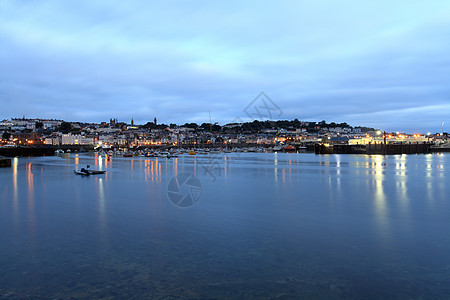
[87,170,106,175]
[74,168,89,176]
[284,145,296,153]
[123,151,133,157]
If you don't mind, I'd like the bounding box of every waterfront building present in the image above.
[44,136,61,146]
[61,133,94,145]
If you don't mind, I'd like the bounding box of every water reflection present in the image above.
[425,154,433,178]
[335,155,341,192]
[1,153,450,299]
[224,156,228,180]
[372,155,389,242]
[274,153,278,183]
[12,157,19,222]
[394,155,409,214]
[26,162,36,240]
[96,177,108,249]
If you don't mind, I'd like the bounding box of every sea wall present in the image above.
[0,156,12,167]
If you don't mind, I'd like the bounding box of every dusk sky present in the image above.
[1,1,449,132]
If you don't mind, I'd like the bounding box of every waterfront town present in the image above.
[0,117,447,151]
[0,117,448,155]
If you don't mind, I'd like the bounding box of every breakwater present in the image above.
[315,142,433,155]
[0,156,12,167]
[0,145,94,157]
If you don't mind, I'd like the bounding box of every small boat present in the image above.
[87,170,106,175]
[74,168,105,175]
[74,169,89,176]
[123,151,133,157]
[273,145,283,152]
[284,145,296,153]
[188,150,196,155]
[55,149,64,154]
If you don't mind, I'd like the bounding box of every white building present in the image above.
[44,137,61,145]
[0,120,13,130]
[61,134,94,145]
[42,120,63,130]
[11,118,36,131]
[99,135,127,146]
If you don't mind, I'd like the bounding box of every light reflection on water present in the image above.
[0,152,449,299]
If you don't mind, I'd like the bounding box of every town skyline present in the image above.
[2,115,447,136]
[2,1,450,133]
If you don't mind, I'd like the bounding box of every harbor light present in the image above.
[376,130,382,135]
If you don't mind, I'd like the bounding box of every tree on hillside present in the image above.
[58,122,72,133]
[143,122,157,129]
[182,123,198,129]
[2,131,11,140]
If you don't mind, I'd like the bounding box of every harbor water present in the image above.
[0,153,449,299]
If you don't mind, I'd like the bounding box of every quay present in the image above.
[0,145,94,157]
[430,142,450,152]
[0,156,12,167]
[315,142,433,155]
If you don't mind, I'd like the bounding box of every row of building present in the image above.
[0,117,446,148]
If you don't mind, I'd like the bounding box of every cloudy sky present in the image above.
[1,0,449,132]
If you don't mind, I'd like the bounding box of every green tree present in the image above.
[2,131,11,140]
[211,124,222,132]
[183,123,198,129]
[59,122,72,133]
[143,122,157,129]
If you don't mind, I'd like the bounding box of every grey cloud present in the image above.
[1,0,449,131]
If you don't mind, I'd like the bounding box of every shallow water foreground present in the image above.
[0,153,449,299]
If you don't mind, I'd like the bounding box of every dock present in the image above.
[315,142,433,155]
[0,156,12,167]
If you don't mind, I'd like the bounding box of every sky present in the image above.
[1,0,450,132]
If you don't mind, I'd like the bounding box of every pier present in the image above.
[316,142,433,155]
[0,145,95,157]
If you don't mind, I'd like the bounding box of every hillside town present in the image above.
[0,117,448,152]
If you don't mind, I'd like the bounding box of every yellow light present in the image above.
[376,130,382,135]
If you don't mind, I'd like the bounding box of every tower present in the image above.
[131,118,134,126]
[154,117,157,125]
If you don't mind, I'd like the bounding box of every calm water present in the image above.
[0,152,449,299]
